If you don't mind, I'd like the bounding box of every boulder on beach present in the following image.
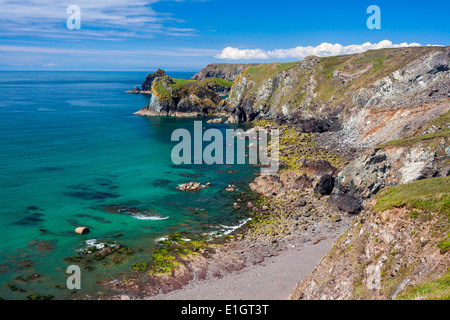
[75,227,90,234]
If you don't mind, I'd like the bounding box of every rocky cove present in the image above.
[95,45,450,300]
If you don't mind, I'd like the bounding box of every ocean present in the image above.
[0,71,257,299]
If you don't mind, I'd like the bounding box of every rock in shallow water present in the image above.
[75,227,90,234]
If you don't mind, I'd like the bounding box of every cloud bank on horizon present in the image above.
[215,40,435,60]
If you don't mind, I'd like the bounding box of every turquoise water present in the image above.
[0,72,257,299]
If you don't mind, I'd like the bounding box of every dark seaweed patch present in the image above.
[152,179,172,188]
[75,214,112,224]
[180,173,198,178]
[64,190,120,200]
[39,167,64,172]
[99,205,164,220]
[13,213,45,226]
[27,240,55,253]
[170,164,196,169]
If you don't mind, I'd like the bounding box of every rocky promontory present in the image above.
[132,70,233,117]
[191,63,261,81]
[125,68,166,94]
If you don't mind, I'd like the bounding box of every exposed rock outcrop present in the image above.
[314,174,335,196]
[291,177,450,300]
[176,182,209,192]
[141,68,166,92]
[224,47,449,150]
[249,175,284,197]
[330,121,449,206]
[134,75,223,117]
[75,227,90,234]
[192,63,261,81]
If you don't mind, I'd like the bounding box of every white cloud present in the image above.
[0,45,218,57]
[0,0,198,40]
[215,47,269,60]
[216,40,425,60]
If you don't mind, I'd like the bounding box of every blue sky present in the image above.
[0,0,448,71]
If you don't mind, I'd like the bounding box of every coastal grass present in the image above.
[232,47,447,117]
[374,176,450,215]
[437,233,450,253]
[151,76,221,106]
[377,127,450,149]
[243,62,298,83]
[426,110,450,129]
[396,270,450,300]
[200,77,234,88]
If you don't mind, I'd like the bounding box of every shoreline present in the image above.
[104,209,350,300]
[102,161,354,300]
[100,120,356,300]
[146,232,339,300]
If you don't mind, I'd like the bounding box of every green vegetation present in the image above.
[26,294,54,300]
[170,78,196,90]
[353,54,388,71]
[130,261,148,272]
[318,55,348,79]
[252,121,348,173]
[278,125,347,172]
[151,76,221,108]
[243,62,298,83]
[396,271,450,300]
[200,77,234,88]
[149,248,179,275]
[378,127,450,149]
[426,111,450,129]
[437,233,450,253]
[153,80,171,99]
[232,47,447,118]
[146,232,220,275]
[374,176,450,215]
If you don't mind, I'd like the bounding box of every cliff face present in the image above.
[328,112,449,213]
[224,47,450,149]
[286,110,449,300]
[192,63,261,81]
[141,68,166,91]
[134,75,226,117]
[290,176,450,300]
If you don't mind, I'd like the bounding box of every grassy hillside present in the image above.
[230,46,448,115]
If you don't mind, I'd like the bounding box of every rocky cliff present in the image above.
[141,68,166,92]
[132,70,234,117]
[284,108,449,300]
[217,46,449,299]
[290,176,449,300]
[192,63,261,81]
[223,47,449,150]
[126,68,166,93]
